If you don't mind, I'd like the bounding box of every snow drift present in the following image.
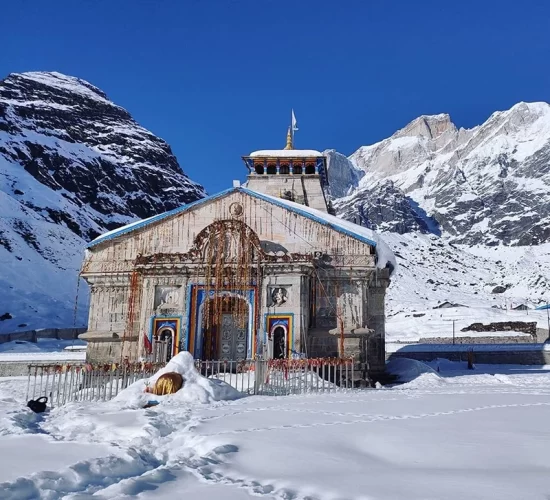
[114,352,244,408]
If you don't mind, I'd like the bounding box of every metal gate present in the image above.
[219,314,247,361]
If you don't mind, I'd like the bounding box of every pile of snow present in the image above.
[114,352,244,408]
[249,149,322,157]
[386,357,440,383]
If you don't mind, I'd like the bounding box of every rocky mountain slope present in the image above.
[0,71,205,333]
[382,233,550,341]
[327,103,550,339]
[332,102,550,246]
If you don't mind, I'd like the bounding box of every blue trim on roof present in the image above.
[87,187,238,247]
[536,304,550,310]
[88,186,377,249]
[240,188,377,248]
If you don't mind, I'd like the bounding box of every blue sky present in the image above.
[2,0,550,194]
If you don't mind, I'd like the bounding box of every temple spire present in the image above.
[284,126,293,150]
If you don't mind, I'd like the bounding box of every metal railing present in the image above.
[195,357,356,396]
[25,362,164,407]
[195,359,256,394]
[256,358,355,395]
[153,340,169,363]
[26,357,357,407]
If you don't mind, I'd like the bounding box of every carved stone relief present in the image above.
[154,285,182,312]
[229,202,244,218]
[268,287,288,307]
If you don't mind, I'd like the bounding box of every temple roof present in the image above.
[249,149,323,158]
[87,187,395,273]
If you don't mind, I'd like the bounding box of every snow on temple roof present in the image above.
[88,187,396,274]
[249,149,323,158]
[249,189,396,273]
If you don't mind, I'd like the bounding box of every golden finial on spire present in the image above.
[284,126,293,150]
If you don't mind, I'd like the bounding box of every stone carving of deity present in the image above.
[154,286,181,312]
[270,287,288,307]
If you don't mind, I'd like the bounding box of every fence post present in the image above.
[254,359,262,395]
[26,365,31,401]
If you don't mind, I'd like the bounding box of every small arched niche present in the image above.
[254,163,264,174]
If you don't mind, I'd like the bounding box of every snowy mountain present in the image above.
[1,78,547,340]
[0,71,205,333]
[334,102,550,246]
[328,103,550,339]
[324,149,364,199]
[382,233,550,341]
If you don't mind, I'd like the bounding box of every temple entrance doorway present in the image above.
[158,328,174,362]
[202,296,249,361]
[272,326,286,359]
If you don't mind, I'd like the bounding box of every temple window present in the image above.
[293,164,303,175]
[279,163,290,174]
[305,163,315,174]
[266,163,277,175]
[254,163,264,175]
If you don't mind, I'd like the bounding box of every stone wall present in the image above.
[83,339,138,364]
[0,327,86,344]
[388,346,550,365]
[416,335,535,345]
[308,330,338,357]
[246,173,329,212]
[83,191,376,276]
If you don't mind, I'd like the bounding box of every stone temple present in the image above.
[80,131,395,379]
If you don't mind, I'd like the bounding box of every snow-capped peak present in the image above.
[6,71,113,106]
[337,100,550,247]
[394,113,457,141]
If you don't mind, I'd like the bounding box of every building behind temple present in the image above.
[80,128,395,379]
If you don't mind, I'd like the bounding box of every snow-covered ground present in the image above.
[2,354,550,499]
[384,233,550,342]
[0,339,86,362]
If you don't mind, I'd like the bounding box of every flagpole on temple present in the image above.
[291,109,294,148]
[291,109,297,149]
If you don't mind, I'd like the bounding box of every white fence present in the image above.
[26,362,164,406]
[26,358,357,408]
[196,358,356,396]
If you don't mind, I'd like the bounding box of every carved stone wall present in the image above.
[81,190,386,364]
[365,271,390,373]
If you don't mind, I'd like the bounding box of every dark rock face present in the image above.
[335,180,440,235]
[324,150,364,199]
[462,321,537,337]
[0,71,206,332]
[0,72,206,240]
